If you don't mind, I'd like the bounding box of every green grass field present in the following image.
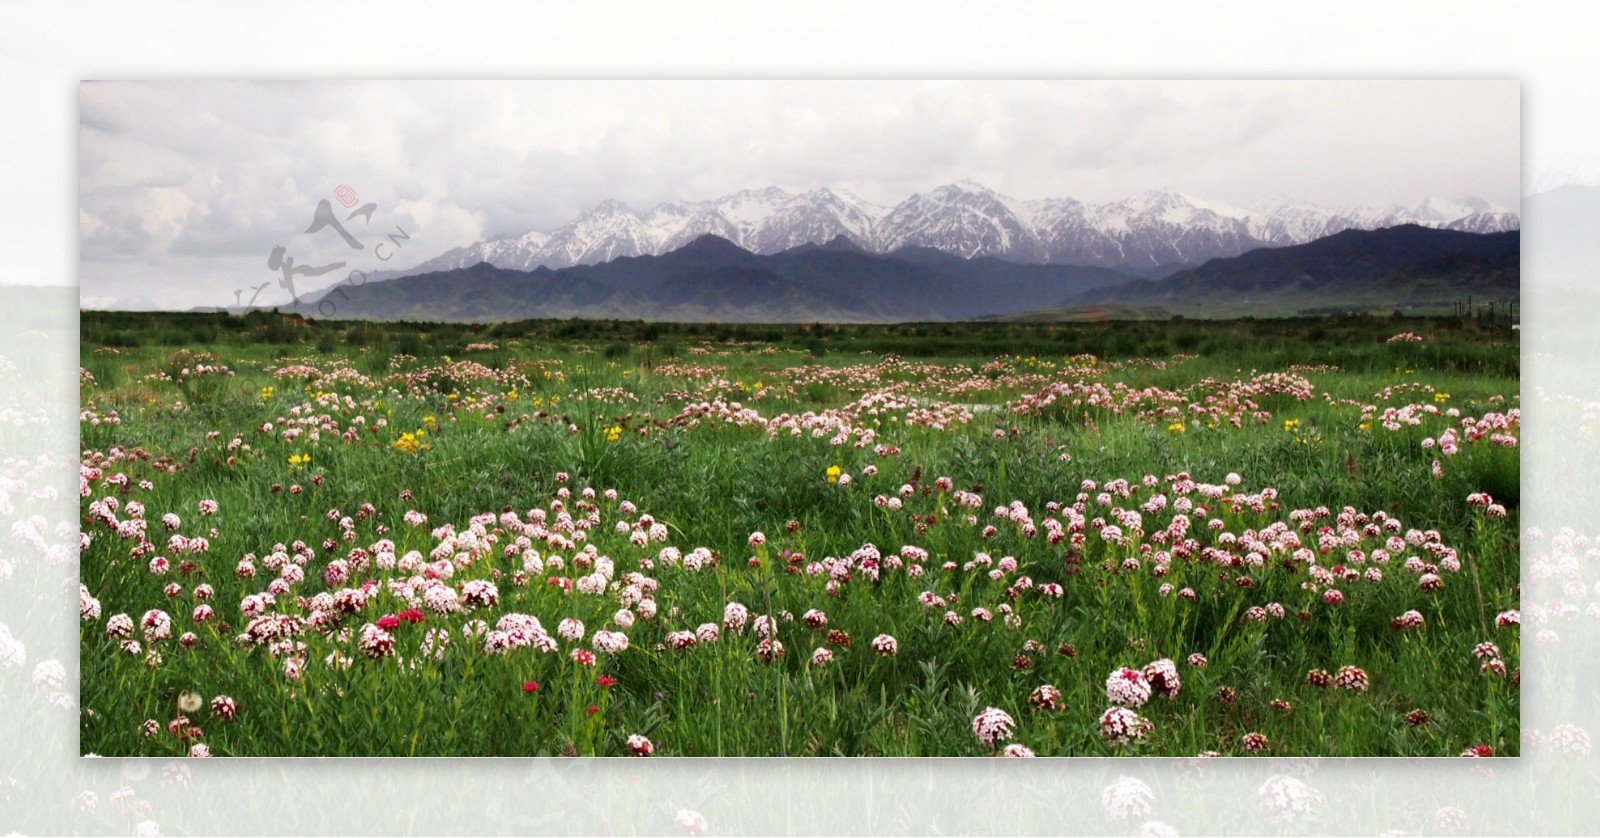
[77,312,1520,757]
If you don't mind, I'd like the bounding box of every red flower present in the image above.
[597,675,617,688]
[522,681,539,693]
[376,614,400,631]
[587,705,599,716]
[398,609,425,624]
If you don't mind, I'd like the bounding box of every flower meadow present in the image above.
[77,313,1520,757]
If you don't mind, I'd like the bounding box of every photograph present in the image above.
[76,79,1521,758]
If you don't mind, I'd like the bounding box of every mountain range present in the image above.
[302,224,1517,323]
[299,234,1140,323]
[1062,225,1519,317]
[398,181,1519,277]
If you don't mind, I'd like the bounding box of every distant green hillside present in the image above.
[1069,225,1518,318]
[982,304,1173,322]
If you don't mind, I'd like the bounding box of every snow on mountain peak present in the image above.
[1411,197,1474,222]
[1178,193,1255,221]
[924,180,1006,202]
[1124,188,1185,212]
[1411,196,1514,221]
[949,178,994,192]
[573,198,639,223]
[394,182,1518,276]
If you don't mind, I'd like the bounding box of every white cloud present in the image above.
[78,80,1519,309]
[392,200,485,252]
[78,209,105,238]
[134,187,195,245]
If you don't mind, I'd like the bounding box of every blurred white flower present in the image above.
[1435,806,1468,831]
[1102,775,1155,822]
[1259,775,1323,821]
[675,809,709,834]
[0,622,24,669]
[31,659,65,690]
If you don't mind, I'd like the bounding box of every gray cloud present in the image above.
[78,80,1519,309]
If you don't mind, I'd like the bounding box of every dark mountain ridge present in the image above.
[1065,225,1518,316]
[299,234,1140,323]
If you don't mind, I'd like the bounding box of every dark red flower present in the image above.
[376,615,400,631]
[522,681,539,693]
[597,675,617,688]
[587,705,599,716]
[398,609,425,624]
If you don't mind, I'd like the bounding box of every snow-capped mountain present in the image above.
[403,187,890,275]
[1017,188,1266,268]
[397,182,1519,276]
[870,180,1049,262]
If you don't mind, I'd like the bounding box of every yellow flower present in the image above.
[1359,422,1372,432]
[1283,418,1301,432]
[1434,392,1450,403]
[1167,422,1186,436]
[826,465,842,484]
[605,425,623,442]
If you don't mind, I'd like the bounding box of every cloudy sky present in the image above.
[79,80,1519,310]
